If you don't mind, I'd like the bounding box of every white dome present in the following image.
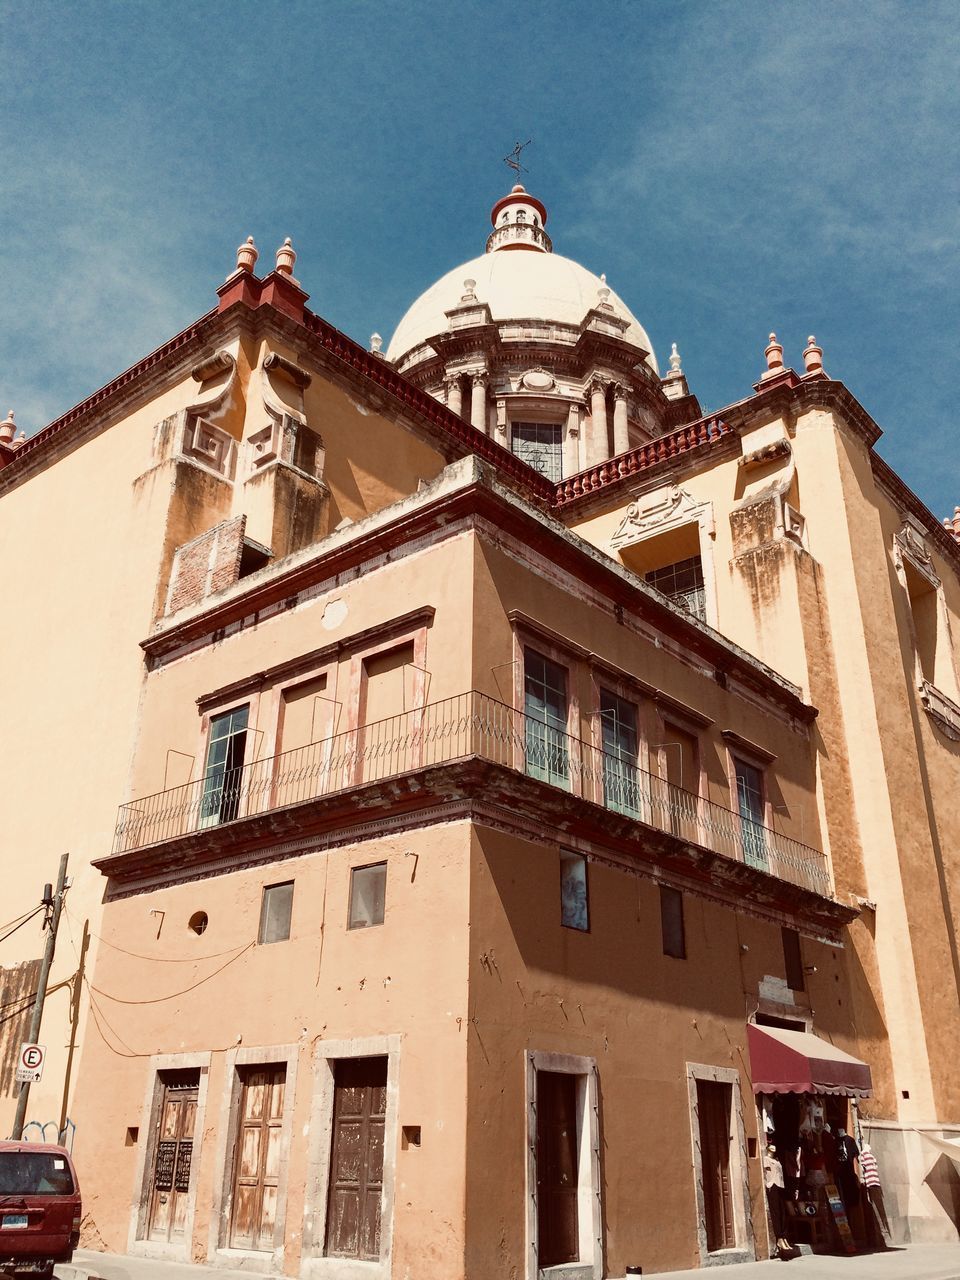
[387,250,658,373]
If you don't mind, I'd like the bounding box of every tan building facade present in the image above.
[0,188,957,1275]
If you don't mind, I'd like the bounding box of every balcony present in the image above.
[113,692,831,898]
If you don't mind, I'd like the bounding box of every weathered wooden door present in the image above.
[229,1065,286,1251]
[325,1057,387,1260]
[147,1073,199,1242]
[697,1079,735,1252]
[536,1070,580,1268]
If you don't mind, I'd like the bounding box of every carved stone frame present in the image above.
[892,516,960,738]
[610,485,718,628]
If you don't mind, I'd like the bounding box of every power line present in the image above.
[89,942,254,1004]
[0,906,44,946]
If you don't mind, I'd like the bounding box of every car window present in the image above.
[0,1152,75,1195]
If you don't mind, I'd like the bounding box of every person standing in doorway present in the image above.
[763,1144,792,1257]
[859,1143,891,1245]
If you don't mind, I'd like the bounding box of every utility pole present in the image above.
[59,917,89,1142]
[11,853,69,1141]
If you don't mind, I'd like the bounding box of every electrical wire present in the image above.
[0,906,41,935]
[64,906,254,963]
[83,978,244,1060]
[89,942,255,1005]
[0,906,44,946]
[0,977,73,1028]
[0,988,38,1013]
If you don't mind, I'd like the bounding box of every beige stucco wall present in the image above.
[463,823,865,1277]
[565,402,960,1147]
[70,823,472,1276]
[0,312,453,1142]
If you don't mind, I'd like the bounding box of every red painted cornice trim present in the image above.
[6,310,218,466]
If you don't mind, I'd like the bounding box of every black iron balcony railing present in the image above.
[113,691,831,896]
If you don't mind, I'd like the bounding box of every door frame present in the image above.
[128,1052,211,1261]
[300,1034,401,1280]
[685,1062,754,1266]
[525,1050,602,1280]
[208,1043,300,1273]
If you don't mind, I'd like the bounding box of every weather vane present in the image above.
[503,139,532,179]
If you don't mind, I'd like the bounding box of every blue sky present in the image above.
[2,1,957,519]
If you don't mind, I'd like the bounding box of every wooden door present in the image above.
[325,1057,387,1260]
[697,1080,735,1252]
[147,1075,199,1242]
[229,1066,286,1251]
[536,1070,580,1268]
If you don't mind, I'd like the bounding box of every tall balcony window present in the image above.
[511,421,563,482]
[733,756,768,871]
[599,690,640,817]
[524,649,569,788]
[200,705,249,827]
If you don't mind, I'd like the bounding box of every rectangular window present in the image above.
[559,851,589,931]
[258,882,294,945]
[645,554,706,622]
[599,689,640,816]
[782,927,804,992]
[660,884,686,959]
[348,863,387,929]
[325,1057,388,1260]
[524,649,569,788]
[734,757,768,870]
[511,421,563,481]
[200,705,249,827]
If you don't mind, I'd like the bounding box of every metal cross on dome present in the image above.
[503,139,532,178]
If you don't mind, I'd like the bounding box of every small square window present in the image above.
[349,863,387,929]
[560,851,589,931]
[259,881,294,944]
[660,884,686,959]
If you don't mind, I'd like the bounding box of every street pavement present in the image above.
[640,1242,960,1279]
[55,1241,960,1280]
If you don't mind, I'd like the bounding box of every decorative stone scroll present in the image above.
[894,516,938,585]
[610,484,715,550]
[920,680,960,741]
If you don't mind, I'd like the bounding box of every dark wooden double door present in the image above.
[147,1071,199,1242]
[325,1056,387,1262]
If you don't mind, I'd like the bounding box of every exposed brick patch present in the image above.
[166,515,246,614]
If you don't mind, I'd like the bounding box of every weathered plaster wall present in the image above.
[0,369,224,1139]
[70,823,472,1275]
[463,824,865,1277]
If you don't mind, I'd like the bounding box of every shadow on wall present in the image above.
[925,1153,960,1237]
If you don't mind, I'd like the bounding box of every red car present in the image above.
[0,1142,81,1277]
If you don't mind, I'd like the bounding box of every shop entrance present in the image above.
[146,1070,199,1242]
[697,1079,735,1252]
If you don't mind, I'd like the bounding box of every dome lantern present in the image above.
[486,184,552,254]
